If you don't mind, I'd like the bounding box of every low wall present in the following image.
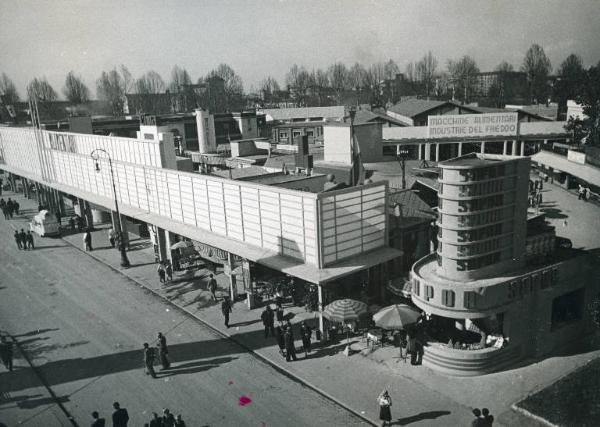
[422,342,522,376]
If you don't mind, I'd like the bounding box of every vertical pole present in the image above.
[458,142,463,157]
[480,141,486,154]
[512,140,517,156]
[318,284,324,341]
[227,252,237,301]
[435,143,440,162]
[503,140,508,155]
[520,141,525,156]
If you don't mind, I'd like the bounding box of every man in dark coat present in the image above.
[261,306,275,338]
[300,322,312,356]
[208,274,218,300]
[19,229,27,250]
[157,332,170,370]
[13,200,19,215]
[14,230,22,249]
[91,411,106,427]
[275,325,286,357]
[221,297,232,328]
[284,327,297,362]
[6,198,14,218]
[112,402,129,427]
[149,413,162,427]
[26,231,35,250]
[143,343,156,378]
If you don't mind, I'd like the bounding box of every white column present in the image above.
[227,252,238,301]
[318,284,324,340]
[512,140,517,156]
[503,140,507,155]
[396,144,401,156]
[458,142,463,157]
[165,231,174,262]
[520,141,525,156]
[435,143,440,162]
[424,143,431,161]
[418,144,423,160]
[480,141,486,154]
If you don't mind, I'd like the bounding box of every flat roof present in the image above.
[531,151,600,185]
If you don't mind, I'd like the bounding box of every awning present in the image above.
[532,151,600,185]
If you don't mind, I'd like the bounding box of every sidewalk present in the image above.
[9,187,600,426]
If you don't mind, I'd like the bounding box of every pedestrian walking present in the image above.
[91,411,106,427]
[83,230,93,251]
[174,414,186,427]
[377,390,392,427]
[578,184,585,200]
[276,302,284,324]
[162,409,175,427]
[471,408,484,427]
[275,325,286,357]
[284,327,297,362]
[19,229,27,249]
[1,206,8,220]
[300,321,312,356]
[261,306,275,338]
[112,402,129,427]
[481,408,494,426]
[26,231,35,250]
[143,342,157,378]
[157,332,170,370]
[208,274,218,300]
[14,230,22,250]
[149,413,162,427]
[165,260,173,282]
[157,263,166,283]
[0,198,6,218]
[0,335,14,371]
[221,296,232,328]
[13,200,19,215]
[6,198,14,218]
[537,192,543,205]
[108,228,116,248]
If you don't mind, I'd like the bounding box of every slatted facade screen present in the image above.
[318,184,388,266]
[0,127,390,267]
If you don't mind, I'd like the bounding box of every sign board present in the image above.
[428,113,519,139]
[567,150,586,165]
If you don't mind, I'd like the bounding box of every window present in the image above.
[425,285,434,301]
[442,289,455,307]
[464,291,477,309]
[306,130,314,137]
[412,279,420,296]
[551,289,584,330]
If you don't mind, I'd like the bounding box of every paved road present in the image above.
[0,200,365,426]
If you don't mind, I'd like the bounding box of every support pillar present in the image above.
[22,178,29,198]
[435,143,440,162]
[418,144,423,160]
[164,230,174,263]
[318,284,325,341]
[227,252,237,301]
[503,141,507,155]
[156,227,168,263]
[520,141,525,156]
[424,144,431,161]
[480,141,486,154]
[458,142,463,157]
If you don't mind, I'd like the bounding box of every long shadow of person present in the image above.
[393,410,451,425]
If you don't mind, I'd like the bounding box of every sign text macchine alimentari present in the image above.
[428,112,519,139]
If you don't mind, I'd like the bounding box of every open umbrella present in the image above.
[323,299,368,353]
[373,304,421,330]
[170,240,193,250]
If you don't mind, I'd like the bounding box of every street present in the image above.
[0,197,365,427]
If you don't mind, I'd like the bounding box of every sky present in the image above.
[1,0,599,99]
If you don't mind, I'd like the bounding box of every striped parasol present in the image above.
[373,304,421,330]
[323,299,368,323]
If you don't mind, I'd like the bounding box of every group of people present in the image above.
[13,228,35,250]
[577,184,593,201]
[90,402,129,427]
[471,407,494,426]
[260,304,313,362]
[157,261,174,283]
[143,332,171,379]
[144,409,187,427]
[0,335,14,371]
[0,197,19,219]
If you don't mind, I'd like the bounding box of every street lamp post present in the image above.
[91,148,130,268]
[396,148,409,189]
[349,106,357,186]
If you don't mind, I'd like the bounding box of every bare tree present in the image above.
[348,63,367,89]
[365,62,386,103]
[96,66,131,116]
[447,55,480,104]
[0,73,19,105]
[416,51,438,98]
[168,65,192,92]
[383,59,400,80]
[63,71,90,104]
[405,62,416,82]
[259,76,281,104]
[327,63,349,104]
[207,63,244,111]
[521,44,552,104]
[135,71,166,94]
[27,77,58,102]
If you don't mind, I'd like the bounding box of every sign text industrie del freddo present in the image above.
[428,112,519,139]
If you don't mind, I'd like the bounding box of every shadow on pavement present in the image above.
[17,395,70,409]
[13,328,60,338]
[0,393,43,406]
[393,410,451,425]
[158,356,238,378]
